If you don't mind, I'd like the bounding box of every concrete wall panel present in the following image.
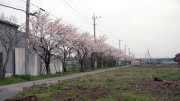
[15,48,25,75]
[50,59,63,74]
[29,54,41,76]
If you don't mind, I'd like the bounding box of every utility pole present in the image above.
[128,48,130,55]
[92,13,100,68]
[118,39,123,66]
[26,0,30,42]
[124,45,127,65]
[125,45,126,55]
[147,49,152,64]
[25,0,30,74]
[92,13,100,43]
[119,39,123,51]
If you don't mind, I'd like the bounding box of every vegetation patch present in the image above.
[0,66,114,86]
[5,95,38,101]
[50,84,90,101]
[8,65,180,101]
[90,87,110,100]
[137,79,180,100]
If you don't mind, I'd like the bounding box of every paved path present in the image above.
[0,66,127,100]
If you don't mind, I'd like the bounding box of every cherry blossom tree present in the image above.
[93,35,107,68]
[29,11,61,74]
[99,43,126,67]
[55,25,78,72]
[29,11,134,74]
[73,32,94,71]
[0,15,19,78]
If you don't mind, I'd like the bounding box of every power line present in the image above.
[57,0,93,32]
[60,0,106,37]
[2,0,116,46]
[97,19,123,49]
[64,0,108,38]
[76,0,92,13]
[0,1,25,9]
[18,0,69,24]
[75,0,93,15]
[1,0,125,54]
[0,3,26,12]
[22,0,113,41]
[19,0,45,11]
[20,0,90,33]
[61,0,92,24]
[67,0,91,18]
[77,0,94,12]
[98,20,113,34]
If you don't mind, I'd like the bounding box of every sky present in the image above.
[0,0,180,58]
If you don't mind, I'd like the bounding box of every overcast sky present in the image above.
[0,0,180,58]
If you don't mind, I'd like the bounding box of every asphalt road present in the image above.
[0,66,127,100]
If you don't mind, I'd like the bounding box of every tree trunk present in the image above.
[90,53,94,70]
[62,62,67,72]
[0,50,10,79]
[45,63,50,74]
[62,53,68,72]
[80,61,84,72]
[0,69,6,79]
[91,57,94,70]
[99,57,102,68]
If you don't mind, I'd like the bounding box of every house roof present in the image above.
[175,53,180,57]
[0,19,19,28]
[175,53,180,61]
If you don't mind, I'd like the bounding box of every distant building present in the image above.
[174,53,180,63]
[140,58,174,64]
[131,60,141,66]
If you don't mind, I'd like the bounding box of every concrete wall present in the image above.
[29,54,41,76]
[0,20,25,75]
[0,32,26,75]
[5,73,13,77]
[0,45,15,74]
[15,48,25,75]
[50,59,63,74]
[15,33,26,48]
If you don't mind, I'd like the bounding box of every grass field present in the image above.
[13,65,180,101]
[0,70,80,86]
[0,65,114,86]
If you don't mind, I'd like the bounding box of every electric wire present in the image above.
[76,0,93,14]
[68,0,92,17]
[4,0,120,49]
[61,0,92,24]
[0,3,26,12]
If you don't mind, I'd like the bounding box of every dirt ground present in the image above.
[137,78,180,100]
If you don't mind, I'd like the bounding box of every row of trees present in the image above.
[29,11,135,74]
[0,11,135,78]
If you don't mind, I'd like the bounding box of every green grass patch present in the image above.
[0,70,80,86]
[14,65,180,101]
[0,65,120,86]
